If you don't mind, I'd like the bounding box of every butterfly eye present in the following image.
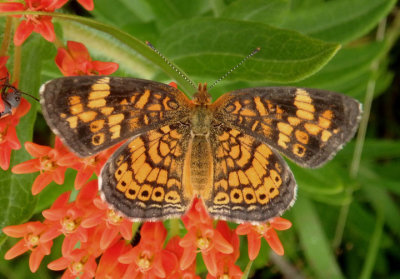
[15,96,20,102]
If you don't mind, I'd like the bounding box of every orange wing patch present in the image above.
[205,126,296,223]
[100,123,192,221]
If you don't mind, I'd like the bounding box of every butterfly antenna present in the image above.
[1,81,39,102]
[146,41,197,90]
[21,91,39,102]
[208,47,261,90]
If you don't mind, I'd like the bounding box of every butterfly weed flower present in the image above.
[0,0,68,46]
[3,221,53,273]
[206,221,243,279]
[55,41,119,76]
[81,196,134,250]
[236,217,292,259]
[48,246,97,279]
[118,222,169,279]
[40,181,100,255]
[12,137,70,194]
[0,97,31,170]
[164,236,200,279]
[180,198,234,277]
[49,226,109,279]
[59,143,122,190]
[95,240,130,278]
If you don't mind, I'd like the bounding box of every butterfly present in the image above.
[40,76,361,223]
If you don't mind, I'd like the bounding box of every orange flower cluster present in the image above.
[0,0,94,46]
[4,184,291,278]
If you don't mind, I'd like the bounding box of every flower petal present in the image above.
[91,61,119,75]
[2,223,30,237]
[100,227,119,250]
[0,3,25,13]
[48,257,70,270]
[0,145,12,170]
[14,20,34,46]
[77,0,94,10]
[271,217,292,230]
[213,230,233,254]
[202,251,218,277]
[35,18,55,42]
[25,141,52,157]
[247,232,261,260]
[29,249,45,272]
[264,229,284,256]
[4,239,29,259]
[32,172,54,195]
[11,159,39,173]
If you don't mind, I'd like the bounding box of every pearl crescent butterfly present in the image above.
[40,76,361,223]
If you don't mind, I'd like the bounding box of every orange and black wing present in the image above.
[204,125,296,223]
[40,76,191,157]
[100,123,193,221]
[212,87,361,168]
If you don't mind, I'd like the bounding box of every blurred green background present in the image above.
[0,0,399,278]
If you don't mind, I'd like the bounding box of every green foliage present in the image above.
[0,0,399,278]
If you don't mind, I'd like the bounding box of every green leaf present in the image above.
[220,0,290,26]
[0,37,47,245]
[340,139,400,161]
[363,184,400,238]
[294,42,385,92]
[289,161,345,195]
[146,0,211,30]
[292,195,344,279]
[90,0,152,25]
[279,0,396,43]
[158,18,340,83]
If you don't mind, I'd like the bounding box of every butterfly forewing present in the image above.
[40,76,191,157]
[211,87,361,168]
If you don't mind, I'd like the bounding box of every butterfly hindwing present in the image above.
[100,123,193,221]
[212,87,361,168]
[40,76,191,157]
[204,125,296,223]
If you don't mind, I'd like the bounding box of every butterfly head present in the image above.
[192,83,211,105]
[2,86,21,108]
[0,83,22,118]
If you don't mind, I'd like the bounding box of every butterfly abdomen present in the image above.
[189,136,213,195]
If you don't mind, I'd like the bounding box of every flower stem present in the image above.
[242,260,253,279]
[11,19,21,84]
[0,17,12,56]
[169,219,181,237]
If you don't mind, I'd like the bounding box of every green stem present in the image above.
[360,209,384,279]
[131,222,141,241]
[168,219,181,238]
[0,17,12,56]
[11,19,21,84]
[241,260,253,279]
